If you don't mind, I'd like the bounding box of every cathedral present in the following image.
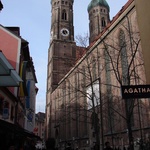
[46,0,150,149]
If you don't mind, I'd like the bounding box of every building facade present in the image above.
[46,0,150,150]
[134,0,150,84]
[0,25,38,149]
[34,112,46,140]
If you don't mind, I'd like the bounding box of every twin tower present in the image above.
[47,0,110,92]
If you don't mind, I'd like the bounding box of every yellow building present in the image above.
[135,0,150,84]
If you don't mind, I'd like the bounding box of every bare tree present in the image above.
[75,32,89,48]
[101,17,144,150]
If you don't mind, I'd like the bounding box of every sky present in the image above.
[0,0,127,113]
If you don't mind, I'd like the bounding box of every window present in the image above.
[119,30,128,84]
[10,105,14,120]
[119,30,134,126]
[101,17,106,27]
[86,80,100,110]
[62,9,67,20]
[92,57,96,80]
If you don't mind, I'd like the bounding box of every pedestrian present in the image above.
[8,145,15,150]
[30,140,36,150]
[8,140,16,150]
[104,142,113,150]
[46,138,56,150]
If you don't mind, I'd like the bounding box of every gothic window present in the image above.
[62,9,67,20]
[119,30,134,127]
[92,56,96,80]
[104,50,114,132]
[119,29,128,84]
[101,17,106,27]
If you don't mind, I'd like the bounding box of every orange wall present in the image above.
[0,27,21,73]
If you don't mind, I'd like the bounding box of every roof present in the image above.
[88,0,110,12]
[76,46,87,62]
[35,112,45,122]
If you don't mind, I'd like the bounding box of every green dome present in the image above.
[87,0,110,12]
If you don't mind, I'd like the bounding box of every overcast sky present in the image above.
[0,0,127,113]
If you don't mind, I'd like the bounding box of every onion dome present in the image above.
[87,0,110,12]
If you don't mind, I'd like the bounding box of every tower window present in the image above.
[101,17,106,27]
[62,9,67,20]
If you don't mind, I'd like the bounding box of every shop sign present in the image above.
[27,110,33,122]
[34,127,38,132]
[121,85,150,99]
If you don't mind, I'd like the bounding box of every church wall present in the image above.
[47,0,150,149]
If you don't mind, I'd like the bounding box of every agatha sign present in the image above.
[121,85,150,99]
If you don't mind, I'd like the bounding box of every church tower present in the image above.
[47,0,76,93]
[88,0,110,43]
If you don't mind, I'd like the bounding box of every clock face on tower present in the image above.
[60,28,69,36]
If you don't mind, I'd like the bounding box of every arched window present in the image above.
[119,30,134,126]
[119,29,128,84]
[101,17,106,27]
[62,9,67,20]
[92,56,96,80]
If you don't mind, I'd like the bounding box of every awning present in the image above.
[0,50,22,86]
[0,119,41,140]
